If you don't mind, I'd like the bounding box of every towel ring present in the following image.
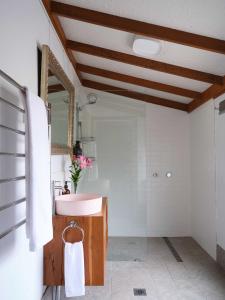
[62,221,84,244]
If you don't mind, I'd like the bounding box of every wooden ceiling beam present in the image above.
[68,40,223,85]
[82,79,188,111]
[77,63,200,98]
[48,84,65,93]
[51,1,225,55]
[42,0,82,82]
[188,76,225,112]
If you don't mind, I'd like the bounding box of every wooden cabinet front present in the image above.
[44,198,108,286]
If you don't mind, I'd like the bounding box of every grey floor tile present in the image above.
[165,261,190,280]
[206,291,225,300]
[108,237,149,262]
[173,278,207,299]
[44,237,225,300]
[152,277,180,300]
[148,263,173,281]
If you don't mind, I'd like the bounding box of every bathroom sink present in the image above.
[55,193,102,216]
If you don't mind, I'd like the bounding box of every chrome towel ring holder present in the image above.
[62,220,84,243]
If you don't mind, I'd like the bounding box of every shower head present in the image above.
[87,93,98,104]
[77,93,98,111]
[63,98,69,104]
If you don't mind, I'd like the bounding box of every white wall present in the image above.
[215,93,225,251]
[80,92,221,256]
[81,92,191,237]
[0,1,79,299]
[190,100,217,258]
[146,104,190,237]
[82,91,223,253]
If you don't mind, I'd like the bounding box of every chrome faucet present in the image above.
[54,185,63,195]
[54,180,65,194]
[52,181,63,215]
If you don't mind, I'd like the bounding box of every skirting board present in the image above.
[217,244,225,271]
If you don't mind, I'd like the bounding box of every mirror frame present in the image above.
[40,45,75,156]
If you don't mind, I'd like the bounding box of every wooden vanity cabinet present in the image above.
[44,197,108,286]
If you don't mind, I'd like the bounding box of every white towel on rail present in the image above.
[24,89,53,251]
[64,241,85,297]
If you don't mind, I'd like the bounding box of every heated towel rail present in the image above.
[0,69,50,240]
[0,69,27,240]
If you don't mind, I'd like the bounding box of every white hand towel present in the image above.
[24,89,53,251]
[64,241,85,297]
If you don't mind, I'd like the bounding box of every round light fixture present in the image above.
[133,35,161,57]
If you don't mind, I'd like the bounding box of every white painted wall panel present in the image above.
[146,104,190,236]
[215,93,225,250]
[190,101,217,258]
[0,1,78,299]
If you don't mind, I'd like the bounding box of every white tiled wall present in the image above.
[146,104,190,237]
[81,93,191,237]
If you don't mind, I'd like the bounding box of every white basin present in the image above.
[55,193,102,216]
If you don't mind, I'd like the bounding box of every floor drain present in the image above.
[133,288,147,296]
[163,237,183,262]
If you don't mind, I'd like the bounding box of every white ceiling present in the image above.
[56,0,225,105]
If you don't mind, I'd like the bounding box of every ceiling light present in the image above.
[133,35,161,57]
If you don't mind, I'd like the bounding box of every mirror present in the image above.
[40,45,75,156]
[48,75,69,147]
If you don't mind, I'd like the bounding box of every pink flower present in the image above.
[80,156,92,169]
[70,154,93,187]
[79,155,85,162]
[71,154,92,170]
[80,162,87,169]
[78,156,87,168]
[86,158,92,167]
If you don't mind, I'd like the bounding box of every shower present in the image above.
[77,93,98,111]
[76,93,98,143]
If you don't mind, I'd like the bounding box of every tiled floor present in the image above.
[43,237,225,300]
